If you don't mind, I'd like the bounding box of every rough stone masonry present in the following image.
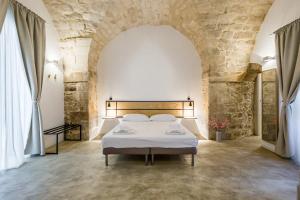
[43,0,273,140]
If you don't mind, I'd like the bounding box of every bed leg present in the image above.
[151,154,154,165]
[105,154,108,166]
[191,154,194,167]
[145,154,148,166]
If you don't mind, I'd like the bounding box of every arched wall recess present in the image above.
[95,25,206,139]
[88,21,210,139]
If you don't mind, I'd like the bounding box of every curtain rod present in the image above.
[273,17,300,34]
[10,0,46,23]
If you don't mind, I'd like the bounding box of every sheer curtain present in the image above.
[290,86,300,164]
[0,6,32,170]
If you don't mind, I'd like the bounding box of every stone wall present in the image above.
[209,81,255,139]
[61,38,91,140]
[64,80,88,139]
[43,0,273,140]
[262,69,278,143]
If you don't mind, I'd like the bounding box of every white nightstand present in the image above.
[99,117,119,135]
[181,117,200,135]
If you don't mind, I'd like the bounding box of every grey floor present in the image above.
[0,136,299,200]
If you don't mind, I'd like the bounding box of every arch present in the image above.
[88,19,210,139]
[42,0,273,139]
[44,0,274,139]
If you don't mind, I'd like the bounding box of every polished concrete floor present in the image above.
[0,136,299,200]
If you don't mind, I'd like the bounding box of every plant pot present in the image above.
[216,131,222,142]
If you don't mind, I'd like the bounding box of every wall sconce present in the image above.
[47,73,57,80]
[46,59,59,81]
[262,56,275,63]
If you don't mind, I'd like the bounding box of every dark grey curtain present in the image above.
[12,0,46,155]
[275,18,300,158]
[0,0,9,31]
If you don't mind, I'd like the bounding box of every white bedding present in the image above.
[102,121,198,149]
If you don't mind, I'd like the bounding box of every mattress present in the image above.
[102,121,198,149]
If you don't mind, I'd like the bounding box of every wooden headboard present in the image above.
[105,100,194,118]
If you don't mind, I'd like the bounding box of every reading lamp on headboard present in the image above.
[105,98,194,118]
[187,96,193,107]
[107,96,113,108]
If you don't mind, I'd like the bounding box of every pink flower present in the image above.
[209,118,230,131]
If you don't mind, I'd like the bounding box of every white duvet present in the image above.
[102,121,198,149]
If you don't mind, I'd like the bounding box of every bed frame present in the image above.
[150,147,197,166]
[102,100,197,166]
[103,147,197,166]
[103,148,150,165]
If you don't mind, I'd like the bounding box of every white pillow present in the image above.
[123,114,150,122]
[150,114,176,122]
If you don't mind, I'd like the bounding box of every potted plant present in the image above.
[209,117,230,142]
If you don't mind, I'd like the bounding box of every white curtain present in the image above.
[0,6,32,170]
[290,86,300,164]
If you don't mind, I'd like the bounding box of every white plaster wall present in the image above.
[251,0,300,68]
[96,25,206,138]
[17,0,64,148]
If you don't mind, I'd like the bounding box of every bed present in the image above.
[102,100,198,166]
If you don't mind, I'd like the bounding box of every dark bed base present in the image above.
[103,147,197,166]
[103,148,150,166]
[150,147,197,166]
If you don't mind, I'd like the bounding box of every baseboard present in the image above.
[261,140,275,152]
